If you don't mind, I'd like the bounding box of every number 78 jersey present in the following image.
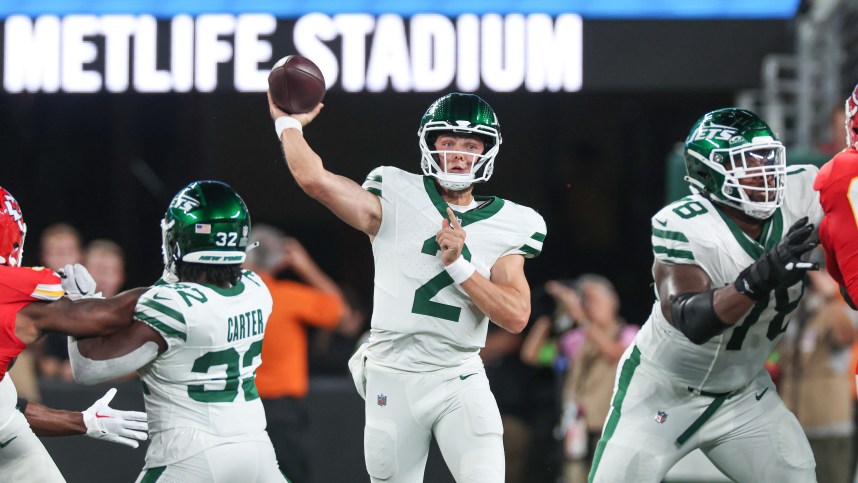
[362,166,546,372]
[634,165,823,393]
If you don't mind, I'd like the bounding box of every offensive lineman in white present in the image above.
[67,181,287,482]
[268,92,546,482]
[589,108,821,482]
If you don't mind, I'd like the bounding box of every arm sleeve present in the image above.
[68,336,159,385]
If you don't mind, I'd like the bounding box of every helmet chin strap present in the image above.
[437,178,474,191]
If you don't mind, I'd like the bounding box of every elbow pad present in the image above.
[669,290,730,345]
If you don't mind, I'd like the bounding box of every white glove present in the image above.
[59,263,102,300]
[81,388,148,448]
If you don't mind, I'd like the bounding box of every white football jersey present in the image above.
[635,165,823,393]
[362,166,546,371]
[134,270,273,467]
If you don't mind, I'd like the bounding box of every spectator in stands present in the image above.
[83,239,125,298]
[245,224,345,483]
[308,286,369,377]
[483,321,559,483]
[38,223,84,381]
[522,275,637,483]
[777,249,855,483]
[39,223,83,273]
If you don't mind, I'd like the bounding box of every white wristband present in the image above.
[275,116,303,139]
[445,256,476,285]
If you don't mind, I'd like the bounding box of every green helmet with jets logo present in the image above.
[684,108,786,220]
[418,93,502,191]
[161,180,251,279]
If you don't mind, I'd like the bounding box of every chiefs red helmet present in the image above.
[846,83,858,149]
[0,187,26,266]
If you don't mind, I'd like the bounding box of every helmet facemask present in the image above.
[846,84,858,149]
[0,189,27,267]
[419,123,499,191]
[160,217,180,283]
[687,139,786,220]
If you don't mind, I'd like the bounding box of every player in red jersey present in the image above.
[814,82,858,309]
[0,186,148,482]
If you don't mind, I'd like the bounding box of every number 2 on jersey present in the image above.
[411,238,471,322]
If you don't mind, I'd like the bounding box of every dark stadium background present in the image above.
[0,8,813,481]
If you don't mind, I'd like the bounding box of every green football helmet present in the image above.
[684,108,786,219]
[161,180,251,279]
[418,93,502,191]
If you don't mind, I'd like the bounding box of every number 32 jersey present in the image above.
[134,270,273,468]
[362,166,546,372]
[634,165,823,393]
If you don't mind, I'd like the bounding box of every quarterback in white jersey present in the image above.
[68,181,286,483]
[590,109,821,483]
[268,92,546,482]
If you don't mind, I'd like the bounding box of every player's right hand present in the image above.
[59,263,101,300]
[267,90,323,126]
[437,207,467,266]
[82,388,148,448]
[734,217,818,300]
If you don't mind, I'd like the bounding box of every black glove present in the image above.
[734,216,818,301]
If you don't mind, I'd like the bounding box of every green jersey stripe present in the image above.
[135,312,187,341]
[140,298,186,325]
[653,245,694,260]
[140,466,166,483]
[519,244,541,256]
[366,174,382,183]
[530,232,546,242]
[366,187,382,196]
[652,228,689,242]
[787,168,806,175]
[589,346,641,481]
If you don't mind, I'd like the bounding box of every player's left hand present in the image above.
[82,388,148,448]
[437,207,466,266]
[59,263,102,300]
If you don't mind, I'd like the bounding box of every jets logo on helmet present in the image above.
[170,193,201,212]
[846,83,858,149]
[161,181,251,279]
[0,187,27,267]
[417,93,502,191]
[684,108,786,220]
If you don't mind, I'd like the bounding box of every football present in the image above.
[268,55,326,114]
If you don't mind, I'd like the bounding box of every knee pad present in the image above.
[463,388,503,437]
[775,416,815,471]
[459,447,504,483]
[364,420,398,480]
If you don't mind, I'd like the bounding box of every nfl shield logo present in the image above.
[377,394,387,407]
[655,411,668,424]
